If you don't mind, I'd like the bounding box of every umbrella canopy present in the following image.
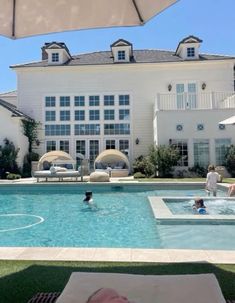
[219,116,235,125]
[0,0,178,39]
[94,149,130,170]
[37,150,75,170]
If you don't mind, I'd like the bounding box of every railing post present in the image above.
[156,93,160,111]
[210,92,215,109]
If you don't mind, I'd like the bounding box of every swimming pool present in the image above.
[1,183,234,250]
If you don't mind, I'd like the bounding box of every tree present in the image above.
[225,145,235,177]
[0,138,19,178]
[148,145,180,177]
[133,155,155,177]
[22,119,40,153]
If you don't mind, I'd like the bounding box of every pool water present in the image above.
[0,184,234,250]
[166,199,235,215]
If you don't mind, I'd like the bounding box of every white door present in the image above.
[176,83,197,109]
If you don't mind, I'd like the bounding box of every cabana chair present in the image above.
[28,272,231,303]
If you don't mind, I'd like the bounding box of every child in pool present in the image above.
[205,164,220,196]
[193,197,206,214]
[83,191,97,209]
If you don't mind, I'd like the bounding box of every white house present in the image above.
[9,35,235,171]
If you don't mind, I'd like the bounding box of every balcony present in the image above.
[155,91,235,111]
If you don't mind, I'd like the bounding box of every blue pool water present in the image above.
[0,184,234,250]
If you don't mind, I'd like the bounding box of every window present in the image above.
[76,140,86,156]
[74,96,85,106]
[89,95,99,106]
[45,96,56,107]
[119,95,129,106]
[45,111,56,121]
[197,123,204,131]
[74,124,100,135]
[104,95,115,106]
[45,125,70,136]
[89,110,100,121]
[118,50,126,60]
[106,140,115,149]
[193,139,209,168]
[176,124,183,131]
[60,110,70,121]
[89,140,99,169]
[187,47,195,57]
[74,110,85,121]
[104,123,130,135]
[215,139,231,165]
[171,139,188,166]
[46,141,56,152]
[119,140,129,156]
[119,109,130,120]
[104,109,115,120]
[219,124,226,130]
[60,96,70,107]
[52,52,59,62]
[60,140,69,154]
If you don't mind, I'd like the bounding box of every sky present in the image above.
[0,0,234,92]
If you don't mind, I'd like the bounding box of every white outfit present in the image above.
[206,171,220,196]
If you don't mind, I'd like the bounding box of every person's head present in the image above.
[208,164,215,172]
[85,191,92,198]
[86,288,133,303]
[194,197,204,208]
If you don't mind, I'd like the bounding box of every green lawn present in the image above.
[0,261,235,303]
[119,177,235,184]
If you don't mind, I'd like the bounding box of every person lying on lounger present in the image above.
[86,288,136,303]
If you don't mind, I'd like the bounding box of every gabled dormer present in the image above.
[110,39,133,63]
[41,42,72,65]
[175,35,202,60]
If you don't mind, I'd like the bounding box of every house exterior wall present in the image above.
[13,48,235,169]
[0,107,28,167]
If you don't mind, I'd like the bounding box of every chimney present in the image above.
[41,44,48,60]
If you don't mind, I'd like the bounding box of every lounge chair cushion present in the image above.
[56,272,226,303]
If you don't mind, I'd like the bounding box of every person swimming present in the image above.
[83,191,97,210]
[193,197,207,214]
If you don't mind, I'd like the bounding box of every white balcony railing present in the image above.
[155,91,235,111]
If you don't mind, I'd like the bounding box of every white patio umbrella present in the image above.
[0,0,178,39]
[219,116,235,125]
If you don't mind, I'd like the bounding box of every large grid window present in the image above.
[45,96,56,107]
[45,125,70,136]
[74,124,100,135]
[60,110,70,121]
[46,141,56,152]
[45,111,56,121]
[60,96,70,107]
[52,53,59,62]
[119,140,129,156]
[59,140,69,154]
[106,140,115,149]
[104,95,115,106]
[119,95,129,106]
[74,96,85,106]
[89,140,99,171]
[119,109,130,120]
[89,95,99,106]
[89,110,100,121]
[215,139,231,165]
[75,110,85,121]
[76,140,86,156]
[193,139,209,168]
[171,139,188,166]
[104,109,115,120]
[118,50,126,60]
[104,123,130,135]
[187,47,195,57]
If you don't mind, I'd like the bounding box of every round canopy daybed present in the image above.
[37,150,76,170]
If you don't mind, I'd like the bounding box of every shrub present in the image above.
[0,138,20,178]
[133,172,146,178]
[132,155,155,177]
[6,173,21,180]
[148,145,180,177]
[225,145,235,177]
[188,164,207,177]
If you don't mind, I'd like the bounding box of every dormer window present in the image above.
[118,50,126,61]
[187,47,195,58]
[52,52,59,62]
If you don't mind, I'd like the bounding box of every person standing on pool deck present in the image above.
[205,165,220,197]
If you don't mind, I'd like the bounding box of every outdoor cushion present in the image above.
[56,272,226,303]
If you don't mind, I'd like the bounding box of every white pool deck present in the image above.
[0,177,234,264]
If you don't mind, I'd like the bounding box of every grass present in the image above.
[119,177,235,184]
[0,261,235,303]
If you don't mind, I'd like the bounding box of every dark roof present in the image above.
[0,90,17,97]
[0,99,32,120]
[175,35,203,55]
[110,39,133,47]
[41,42,72,58]
[11,49,235,69]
